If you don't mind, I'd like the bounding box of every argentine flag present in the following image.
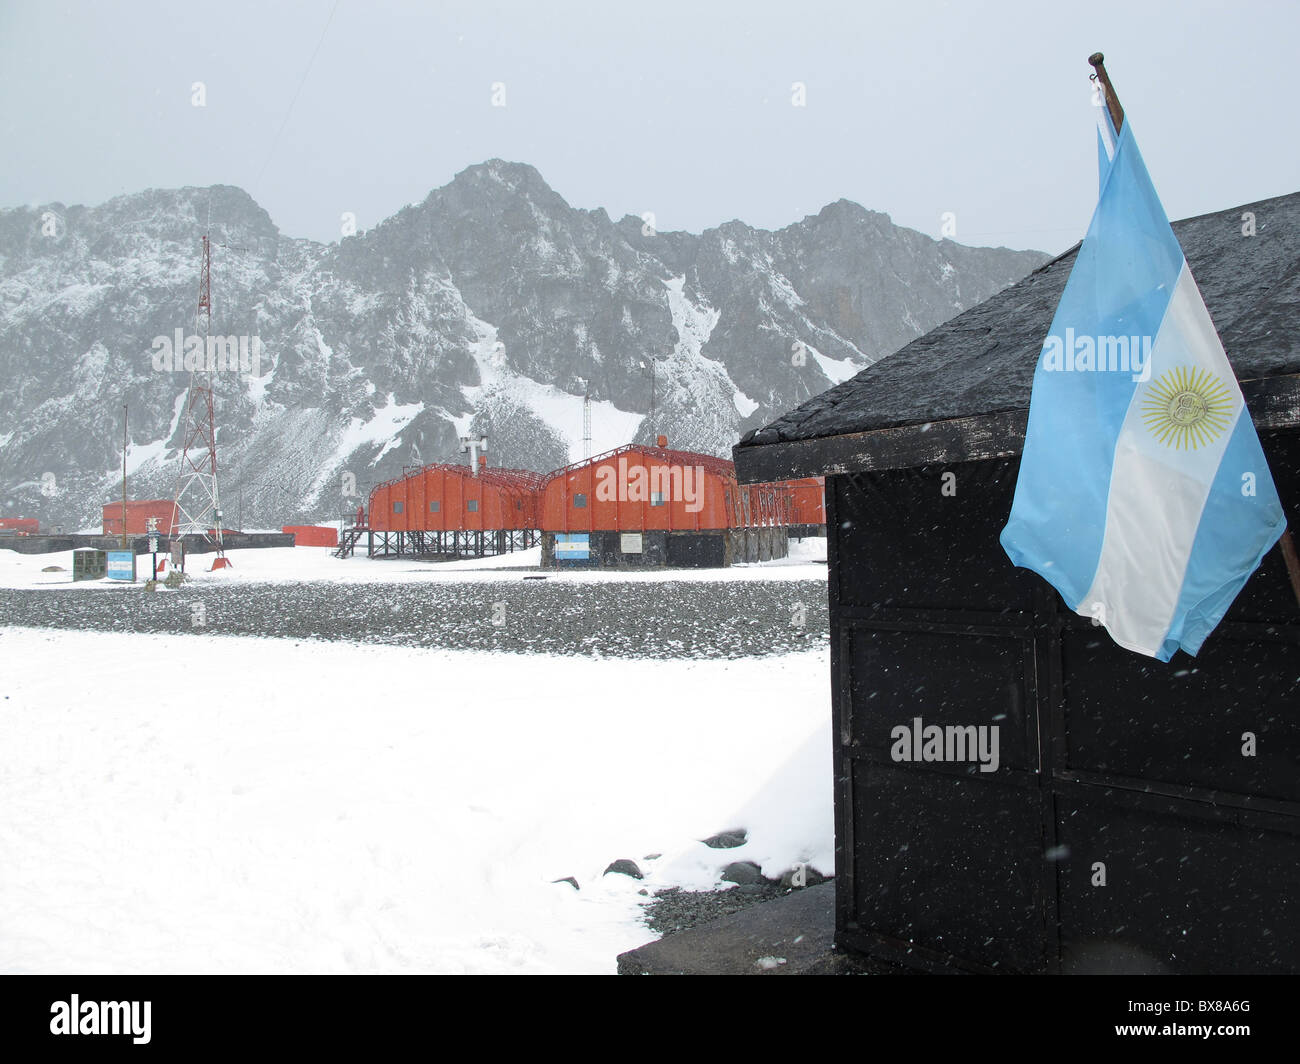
[1000,106,1286,661]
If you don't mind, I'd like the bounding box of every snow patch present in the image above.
[460,319,641,461]
[0,543,831,590]
[663,276,720,360]
[115,391,188,480]
[305,395,424,504]
[808,344,864,385]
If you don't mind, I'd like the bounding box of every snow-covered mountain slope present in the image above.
[0,161,1046,529]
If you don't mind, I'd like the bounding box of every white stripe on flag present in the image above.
[1096,104,1116,161]
[1078,263,1244,654]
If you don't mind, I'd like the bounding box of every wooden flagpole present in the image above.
[1278,527,1300,607]
[1088,52,1125,134]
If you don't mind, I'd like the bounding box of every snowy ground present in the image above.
[0,627,832,974]
[0,537,828,591]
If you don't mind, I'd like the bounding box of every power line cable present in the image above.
[252,0,342,193]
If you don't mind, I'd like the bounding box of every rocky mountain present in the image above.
[0,160,1046,530]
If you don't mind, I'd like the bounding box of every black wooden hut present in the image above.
[733,191,1300,974]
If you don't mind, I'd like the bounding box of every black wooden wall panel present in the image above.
[1061,627,1300,803]
[833,461,1037,613]
[1055,789,1300,973]
[828,427,1300,973]
[846,627,1035,774]
[851,764,1045,972]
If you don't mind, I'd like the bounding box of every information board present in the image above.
[105,550,137,582]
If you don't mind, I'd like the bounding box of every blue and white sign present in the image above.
[106,550,137,582]
[555,533,590,561]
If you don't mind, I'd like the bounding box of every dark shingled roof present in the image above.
[741,190,1300,449]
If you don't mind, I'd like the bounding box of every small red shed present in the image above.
[283,525,339,547]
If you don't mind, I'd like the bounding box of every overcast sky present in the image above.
[2,0,1297,255]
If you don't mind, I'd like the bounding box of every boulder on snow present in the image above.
[603,859,643,880]
[552,876,580,890]
[701,829,747,850]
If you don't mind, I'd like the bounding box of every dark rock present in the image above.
[720,860,765,886]
[40,565,64,572]
[702,829,747,850]
[551,876,579,890]
[603,859,643,880]
[642,853,662,861]
[780,863,830,889]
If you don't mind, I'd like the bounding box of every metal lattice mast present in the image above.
[170,232,227,562]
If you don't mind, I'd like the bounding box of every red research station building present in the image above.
[345,445,825,565]
[538,440,795,568]
[366,460,545,557]
[788,476,827,530]
[736,476,826,531]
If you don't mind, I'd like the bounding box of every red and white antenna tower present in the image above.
[170,230,230,569]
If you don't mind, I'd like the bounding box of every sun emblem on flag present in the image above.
[1140,366,1236,449]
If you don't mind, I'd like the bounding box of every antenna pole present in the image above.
[121,403,128,549]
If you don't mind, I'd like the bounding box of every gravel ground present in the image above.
[639,882,914,974]
[642,882,797,937]
[0,577,828,659]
